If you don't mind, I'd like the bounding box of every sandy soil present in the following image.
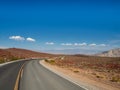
[40,60,120,90]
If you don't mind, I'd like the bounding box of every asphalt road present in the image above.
[0,60,27,90]
[20,60,85,90]
[0,60,85,90]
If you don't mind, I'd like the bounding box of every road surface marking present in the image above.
[14,63,25,90]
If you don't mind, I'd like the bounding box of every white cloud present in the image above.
[9,36,36,42]
[89,43,97,47]
[26,37,36,42]
[99,44,106,47]
[74,43,79,46]
[9,36,25,41]
[79,43,87,46]
[46,42,54,45]
[61,42,87,46]
[60,42,107,48]
[74,43,87,46]
[61,43,72,46]
[61,42,107,48]
[89,43,107,47]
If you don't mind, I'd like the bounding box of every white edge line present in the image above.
[40,60,89,90]
[0,59,29,67]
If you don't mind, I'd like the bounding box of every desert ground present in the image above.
[44,55,120,90]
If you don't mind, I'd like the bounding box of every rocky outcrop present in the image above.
[97,48,120,57]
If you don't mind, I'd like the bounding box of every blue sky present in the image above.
[0,0,120,54]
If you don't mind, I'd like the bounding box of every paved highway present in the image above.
[20,60,85,90]
[0,60,27,90]
[0,60,85,90]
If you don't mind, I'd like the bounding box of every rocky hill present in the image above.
[96,48,120,57]
[0,48,54,63]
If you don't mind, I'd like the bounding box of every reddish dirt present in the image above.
[0,48,55,62]
[47,55,120,89]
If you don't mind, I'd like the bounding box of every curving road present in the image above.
[0,60,27,90]
[0,60,85,90]
[20,60,85,90]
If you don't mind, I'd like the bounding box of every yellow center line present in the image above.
[14,63,26,90]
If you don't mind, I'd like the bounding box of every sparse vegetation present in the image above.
[45,59,55,64]
[0,56,22,64]
[54,55,120,73]
[110,76,120,82]
[0,48,55,64]
[96,75,103,78]
[0,59,5,63]
[73,70,79,73]
[45,59,49,62]
[49,55,120,87]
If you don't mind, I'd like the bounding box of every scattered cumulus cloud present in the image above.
[9,36,25,41]
[89,43,107,47]
[74,43,78,46]
[61,42,107,47]
[46,42,54,45]
[98,44,106,47]
[79,43,87,46]
[89,43,97,46]
[61,43,72,46]
[74,43,87,46]
[8,36,107,48]
[9,36,36,42]
[26,37,36,42]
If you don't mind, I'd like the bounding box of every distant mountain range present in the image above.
[42,49,100,55]
[0,47,120,63]
[96,48,120,57]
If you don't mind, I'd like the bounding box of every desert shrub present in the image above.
[49,60,55,63]
[73,70,79,73]
[110,76,120,82]
[0,59,5,63]
[45,59,49,62]
[11,57,20,61]
[46,59,55,64]
[96,75,103,78]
